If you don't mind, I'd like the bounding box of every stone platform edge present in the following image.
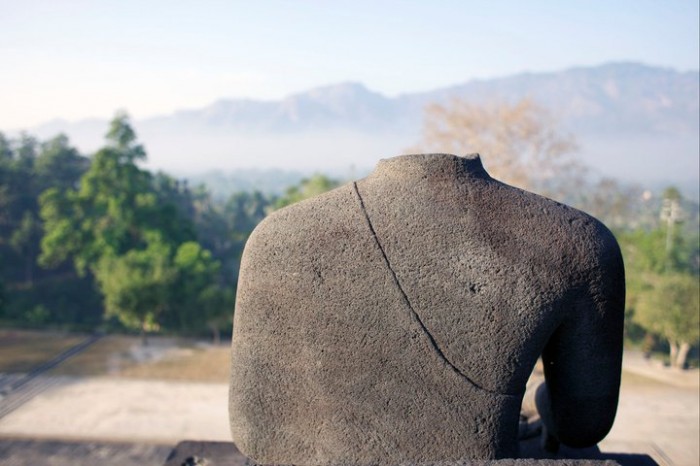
[163,441,657,466]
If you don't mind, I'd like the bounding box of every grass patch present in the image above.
[1,328,230,382]
[116,344,231,383]
[0,329,85,373]
[47,335,139,377]
[49,335,231,382]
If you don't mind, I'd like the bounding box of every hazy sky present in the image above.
[2,0,698,129]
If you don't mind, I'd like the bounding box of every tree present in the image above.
[37,114,228,338]
[167,241,233,343]
[34,134,89,193]
[0,133,13,161]
[14,133,38,173]
[200,285,235,344]
[95,235,175,344]
[634,274,699,368]
[411,97,581,199]
[151,172,197,246]
[9,211,41,284]
[39,113,180,274]
[621,187,700,368]
[0,130,104,327]
[274,174,340,210]
[0,133,44,285]
[0,279,5,316]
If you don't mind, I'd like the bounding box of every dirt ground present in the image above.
[0,334,697,465]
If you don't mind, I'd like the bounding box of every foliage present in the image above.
[620,188,700,368]
[0,129,96,323]
[33,114,228,337]
[38,114,168,275]
[1,275,103,329]
[178,187,271,302]
[1,114,279,337]
[274,174,340,209]
[0,280,5,316]
[620,228,698,276]
[165,241,231,335]
[34,134,90,192]
[95,235,174,335]
[634,274,699,346]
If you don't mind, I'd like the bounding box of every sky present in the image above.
[1,0,699,130]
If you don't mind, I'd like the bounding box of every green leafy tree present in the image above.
[151,172,197,246]
[9,211,41,284]
[0,134,42,284]
[200,285,235,344]
[39,114,148,273]
[39,112,191,274]
[95,235,175,344]
[166,241,233,342]
[0,130,100,327]
[621,187,700,368]
[38,114,225,338]
[34,134,89,193]
[634,274,699,368]
[0,279,5,317]
[5,115,279,337]
[167,242,218,329]
[0,133,13,161]
[14,133,38,173]
[274,174,340,210]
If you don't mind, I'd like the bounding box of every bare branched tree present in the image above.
[410,97,584,200]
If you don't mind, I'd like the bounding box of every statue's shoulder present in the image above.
[240,182,360,266]
[470,180,622,284]
[505,182,619,252]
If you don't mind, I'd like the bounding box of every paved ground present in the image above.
[0,348,696,465]
[599,352,699,466]
[0,378,231,443]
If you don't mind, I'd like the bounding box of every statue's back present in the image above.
[229,154,625,464]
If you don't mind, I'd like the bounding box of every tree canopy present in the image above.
[0,114,250,339]
[616,188,699,368]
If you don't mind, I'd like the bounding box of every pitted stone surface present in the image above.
[229,154,625,464]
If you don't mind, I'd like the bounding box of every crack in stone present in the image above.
[352,182,501,395]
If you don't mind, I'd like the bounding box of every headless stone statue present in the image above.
[229,154,625,464]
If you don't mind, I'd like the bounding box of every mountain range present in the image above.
[21,62,700,193]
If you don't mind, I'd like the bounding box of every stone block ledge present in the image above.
[163,441,657,466]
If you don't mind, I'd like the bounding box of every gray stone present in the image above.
[163,441,248,466]
[229,154,625,464]
[163,440,652,466]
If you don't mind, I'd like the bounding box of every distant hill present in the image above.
[18,62,700,194]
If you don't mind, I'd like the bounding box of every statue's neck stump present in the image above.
[369,153,491,182]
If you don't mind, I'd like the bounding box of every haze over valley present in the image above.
[14,62,699,196]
